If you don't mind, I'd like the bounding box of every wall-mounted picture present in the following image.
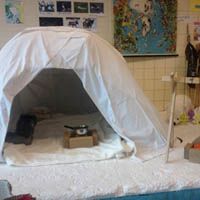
[194,22,200,41]
[90,2,104,14]
[66,17,81,28]
[113,0,177,55]
[190,0,200,12]
[5,0,24,24]
[39,0,55,12]
[82,17,97,31]
[74,2,89,13]
[39,17,63,26]
[57,1,72,12]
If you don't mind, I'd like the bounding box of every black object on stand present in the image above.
[185,24,198,88]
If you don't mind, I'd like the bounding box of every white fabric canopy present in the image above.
[0,27,167,161]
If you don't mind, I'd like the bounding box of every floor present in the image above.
[0,123,200,200]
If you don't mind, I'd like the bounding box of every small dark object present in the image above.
[6,114,37,145]
[176,136,183,143]
[6,132,33,145]
[64,124,88,135]
[185,43,198,88]
[173,121,177,126]
[16,114,37,138]
[185,25,198,88]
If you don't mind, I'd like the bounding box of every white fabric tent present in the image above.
[0,27,167,162]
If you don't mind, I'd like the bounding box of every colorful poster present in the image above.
[113,0,177,55]
[190,0,200,12]
[5,0,24,24]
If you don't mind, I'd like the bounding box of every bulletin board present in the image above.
[113,0,177,56]
[38,0,105,32]
[0,0,113,48]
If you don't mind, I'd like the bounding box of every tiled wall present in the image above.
[0,0,199,111]
[125,0,200,111]
[125,56,187,111]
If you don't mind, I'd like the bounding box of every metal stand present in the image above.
[162,73,200,163]
[165,72,177,163]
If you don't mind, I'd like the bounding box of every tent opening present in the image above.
[6,68,116,139]
[8,68,99,133]
[4,68,132,166]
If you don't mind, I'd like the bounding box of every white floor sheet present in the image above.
[4,113,134,166]
[1,114,200,199]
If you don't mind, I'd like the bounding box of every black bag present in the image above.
[185,42,198,88]
[16,114,37,138]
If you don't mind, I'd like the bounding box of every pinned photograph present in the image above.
[74,2,88,13]
[39,0,55,12]
[39,17,63,26]
[194,22,200,41]
[82,17,97,31]
[57,1,72,12]
[66,17,81,28]
[5,0,24,24]
[90,2,104,14]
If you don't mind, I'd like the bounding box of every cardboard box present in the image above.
[64,129,98,149]
[184,136,200,163]
[184,142,200,163]
[184,143,192,160]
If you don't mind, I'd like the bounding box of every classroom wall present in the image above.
[127,0,196,110]
[0,0,113,46]
[0,0,198,111]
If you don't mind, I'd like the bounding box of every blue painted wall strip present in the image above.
[100,188,200,200]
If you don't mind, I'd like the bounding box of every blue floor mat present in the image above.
[101,188,200,200]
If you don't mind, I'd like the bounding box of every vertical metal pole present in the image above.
[165,73,177,163]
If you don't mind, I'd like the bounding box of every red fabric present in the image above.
[5,194,36,200]
[16,194,35,200]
